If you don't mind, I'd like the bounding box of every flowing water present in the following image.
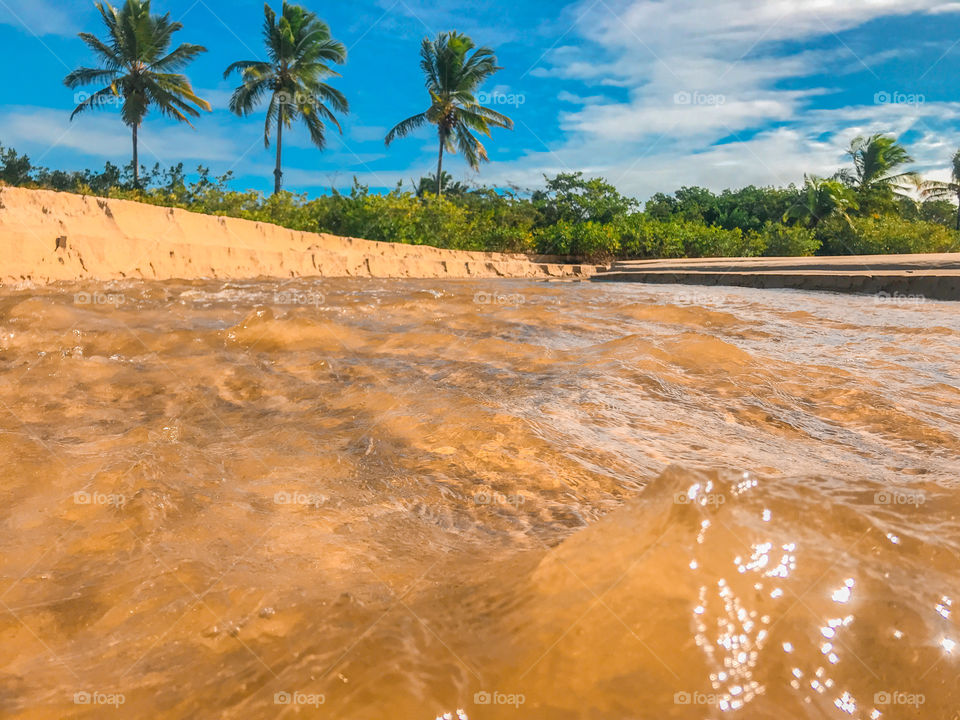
[0,278,958,720]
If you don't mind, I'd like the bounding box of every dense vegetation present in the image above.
[3,141,960,260]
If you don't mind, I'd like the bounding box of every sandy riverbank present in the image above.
[0,187,595,285]
[598,254,960,300]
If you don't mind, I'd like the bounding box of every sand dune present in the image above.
[0,187,594,285]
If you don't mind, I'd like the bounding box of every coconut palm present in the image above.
[224,2,347,194]
[64,0,210,188]
[784,175,858,228]
[413,171,468,198]
[385,32,513,197]
[838,134,917,214]
[919,148,960,230]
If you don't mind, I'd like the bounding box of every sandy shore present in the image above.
[596,254,960,300]
[0,187,595,285]
[4,186,958,298]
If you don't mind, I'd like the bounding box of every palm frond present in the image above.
[228,73,273,116]
[68,85,121,120]
[455,126,487,169]
[385,113,428,145]
[64,66,118,89]
[150,42,207,72]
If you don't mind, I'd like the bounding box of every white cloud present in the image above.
[0,0,87,37]
[0,106,239,166]
[477,0,960,198]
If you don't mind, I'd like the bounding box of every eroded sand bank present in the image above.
[0,187,595,284]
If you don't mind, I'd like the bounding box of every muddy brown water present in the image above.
[0,278,958,719]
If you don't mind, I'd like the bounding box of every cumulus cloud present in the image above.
[491,0,960,198]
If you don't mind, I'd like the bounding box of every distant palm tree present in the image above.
[413,171,468,197]
[784,175,858,228]
[385,32,513,197]
[920,148,960,230]
[838,134,917,214]
[64,0,210,188]
[224,2,348,194]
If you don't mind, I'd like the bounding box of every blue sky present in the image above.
[2,0,960,200]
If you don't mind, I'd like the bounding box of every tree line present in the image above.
[63,0,512,195]
[3,136,959,259]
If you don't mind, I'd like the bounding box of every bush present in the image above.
[534,220,620,261]
[615,216,761,258]
[754,222,821,256]
[844,216,960,255]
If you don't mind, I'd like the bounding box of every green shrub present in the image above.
[844,216,960,254]
[754,222,821,256]
[534,220,620,260]
[615,216,761,258]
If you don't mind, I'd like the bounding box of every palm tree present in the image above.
[385,32,513,197]
[838,134,917,214]
[919,148,960,230]
[224,2,348,194]
[413,171,468,197]
[783,175,858,228]
[64,0,210,188]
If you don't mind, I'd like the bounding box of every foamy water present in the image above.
[1,278,958,719]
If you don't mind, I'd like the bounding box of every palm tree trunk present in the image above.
[274,110,284,195]
[436,136,444,198]
[132,123,140,189]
